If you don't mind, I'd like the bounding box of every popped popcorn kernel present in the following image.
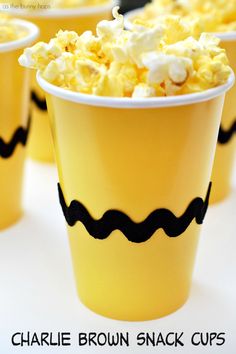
[132,83,156,98]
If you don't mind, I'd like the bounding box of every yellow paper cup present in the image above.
[38,72,234,321]
[124,11,236,204]
[210,32,236,203]
[7,1,114,162]
[0,20,39,230]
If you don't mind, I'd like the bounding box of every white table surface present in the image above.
[0,159,235,354]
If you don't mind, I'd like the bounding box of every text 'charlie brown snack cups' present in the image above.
[5,1,115,162]
[37,71,234,320]
[0,19,39,230]
[211,32,236,203]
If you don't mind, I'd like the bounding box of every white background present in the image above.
[0,160,235,354]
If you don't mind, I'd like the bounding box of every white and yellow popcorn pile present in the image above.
[19,7,231,97]
[133,0,236,33]
[0,14,28,43]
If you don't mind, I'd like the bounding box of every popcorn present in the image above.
[132,0,236,33]
[142,52,192,85]
[19,39,63,69]
[19,7,232,97]
[189,0,236,32]
[132,83,156,98]
[144,0,189,17]
[0,14,28,43]
[97,6,124,40]
[125,26,164,68]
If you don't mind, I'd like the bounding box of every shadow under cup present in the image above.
[9,2,114,163]
[38,73,233,321]
[0,20,39,230]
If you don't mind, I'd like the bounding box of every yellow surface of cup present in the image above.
[211,37,236,203]
[0,21,39,230]
[38,73,233,320]
[124,10,236,204]
[11,3,113,163]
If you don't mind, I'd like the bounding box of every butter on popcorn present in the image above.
[19,7,231,98]
[132,0,236,33]
[0,14,28,43]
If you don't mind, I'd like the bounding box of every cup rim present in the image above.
[0,0,117,18]
[213,31,236,42]
[36,70,235,109]
[124,8,236,41]
[0,19,39,52]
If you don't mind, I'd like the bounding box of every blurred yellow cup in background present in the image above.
[211,33,236,203]
[6,1,114,162]
[0,19,39,230]
[37,72,234,320]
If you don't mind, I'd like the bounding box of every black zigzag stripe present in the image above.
[218,120,236,144]
[58,182,211,243]
[31,90,47,111]
[0,115,31,159]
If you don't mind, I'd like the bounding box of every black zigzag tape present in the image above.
[58,182,211,243]
[31,90,47,111]
[0,115,31,159]
[218,120,236,144]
